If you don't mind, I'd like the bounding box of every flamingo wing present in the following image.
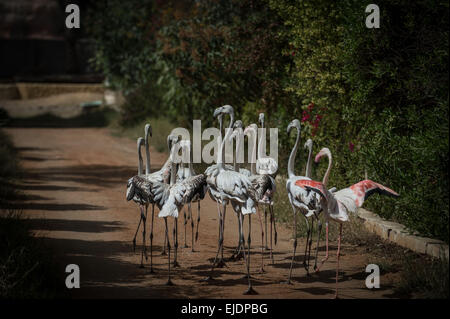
[341,179,399,208]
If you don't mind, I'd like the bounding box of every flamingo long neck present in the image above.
[138,142,143,176]
[145,131,150,175]
[233,131,239,171]
[217,112,234,170]
[187,143,194,175]
[322,149,332,186]
[305,143,313,178]
[258,121,265,160]
[250,127,257,175]
[287,126,300,179]
[219,115,226,164]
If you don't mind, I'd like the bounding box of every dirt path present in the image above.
[5,127,399,299]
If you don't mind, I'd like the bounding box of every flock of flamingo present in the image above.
[125,105,399,298]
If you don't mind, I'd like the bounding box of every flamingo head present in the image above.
[233,120,243,129]
[144,123,152,138]
[167,134,179,153]
[137,137,144,149]
[258,113,265,126]
[243,123,258,136]
[304,138,313,151]
[287,119,300,134]
[214,105,234,118]
[315,147,331,163]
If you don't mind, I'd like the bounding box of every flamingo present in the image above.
[244,123,277,271]
[158,142,207,285]
[297,179,399,298]
[203,105,258,295]
[128,136,148,267]
[227,120,252,261]
[310,147,335,271]
[283,119,321,283]
[204,112,235,267]
[126,132,178,271]
[257,115,279,254]
[176,139,203,252]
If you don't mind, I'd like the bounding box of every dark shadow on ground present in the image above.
[3,108,118,128]
[25,218,125,233]
[40,236,210,298]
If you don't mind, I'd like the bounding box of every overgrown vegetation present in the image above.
[86,0,449,242]
[0,129,62,298]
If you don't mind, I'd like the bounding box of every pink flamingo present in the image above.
[296,179,399,298]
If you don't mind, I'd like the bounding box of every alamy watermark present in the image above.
[169,120,278,165]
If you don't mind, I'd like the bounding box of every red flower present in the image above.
[308,102,315,111]
[349,142,355,152]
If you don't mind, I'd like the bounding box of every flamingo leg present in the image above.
[243,214,257,295]
[335,223,342,299]
[162,229,167,256]
[183,206,188,248]
[190,203,195,252]
[216,204,227,268]
[302,216,310,274]
[315,221,329,273]
[269,203,274,264]
[306,217,314,272]
[132,206,143,253]
[164,217,174,286]
[272,202,278,246]
[149,203,155,273]
[264,206,268,250]
[284,206,297,284]
[173,216,180,268]
[203,202,224,281]
[257,206,265,273]
[313,217,322,271]
[232,210,244,260]
[195,200,200,242]
[139,205,148,268]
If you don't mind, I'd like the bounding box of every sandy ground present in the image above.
[4,127,400,299]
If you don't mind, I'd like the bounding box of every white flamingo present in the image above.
[176,139,203,252]
[298,179,399,298]
[244,123,277,271]
[204,112,235,267]
[203,105,258,295]
[126,131,178,271]
[283,119,321,283]
[128,136,148,267]
[158,141,207,285]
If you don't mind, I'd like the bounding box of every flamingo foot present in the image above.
[215,259,227,268]
[161,251,167,256]
[183,244,188,248]
[258,268,266,274]
[165,279,174,286]
[200,276,213,282]
[173,261,181,268]
[243,286,258,295]
[149,268,155,274]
